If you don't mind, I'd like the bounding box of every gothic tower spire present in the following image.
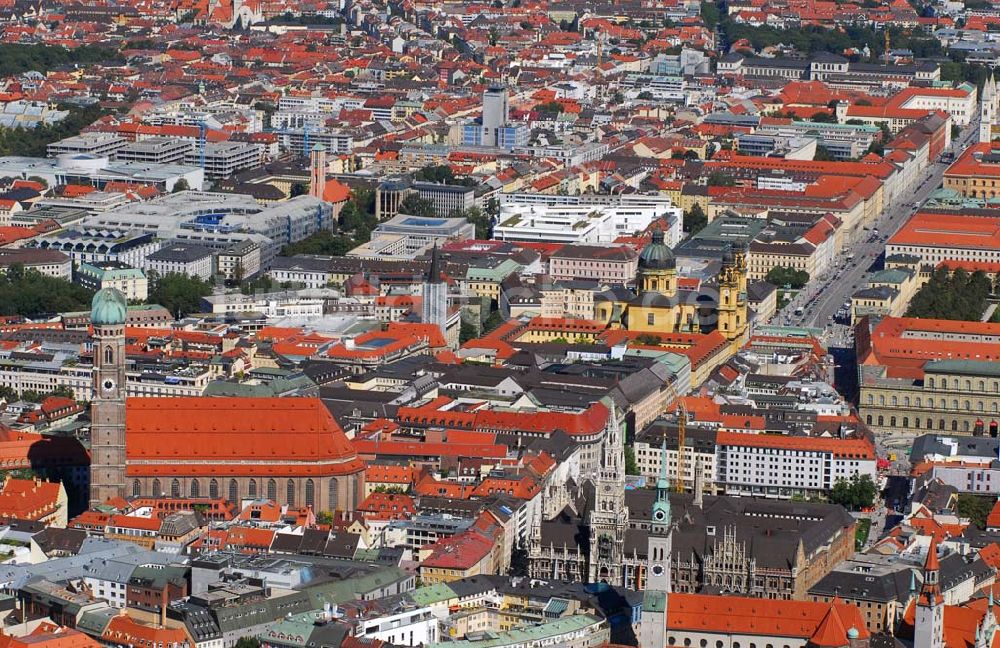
[915,540,945,648]
[421,243,449,344]
[587,402,628,584]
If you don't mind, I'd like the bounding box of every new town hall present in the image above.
[527,408,856,598]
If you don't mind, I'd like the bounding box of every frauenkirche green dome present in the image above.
[91,287,128,326]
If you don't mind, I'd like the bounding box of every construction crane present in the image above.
[659,375,690,493]
[198,120,207,170]
[675,404,688,493]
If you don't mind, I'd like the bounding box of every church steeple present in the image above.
[421,243,449,344]
[641,427,673,648]
[915,539,945,648]
[981,74,996,144]
[89,288,128,508]
[427,242,444,284]
[652,433,671,530]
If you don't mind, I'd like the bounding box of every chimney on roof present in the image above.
[160,585,168,628]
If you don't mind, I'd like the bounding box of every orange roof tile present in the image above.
[889,211,1000,251]
[668,594,869,641]
[0,624,100,648]
[0,478,62,522]
[364,465,414,485]
[124,398,363,478]
[716,430,874,459]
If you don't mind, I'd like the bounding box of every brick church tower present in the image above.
[89,287,128,508]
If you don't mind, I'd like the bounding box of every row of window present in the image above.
[667,638,792,648]
[133,477,341,509]
[865,414,996,433]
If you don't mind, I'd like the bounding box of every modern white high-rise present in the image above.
[482,86,509,145]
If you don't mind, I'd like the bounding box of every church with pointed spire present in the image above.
[640,434,674,648]
[982,74,998,144]
[900,539,1000,648]
[915,539,946,648]
[528,402,652,588]
[421,243,458,348]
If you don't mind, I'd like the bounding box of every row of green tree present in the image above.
[148,271,212,318]
[0,265,93,317]
[957,494,995,529]
[0,385,76,403]
[721,22,942,60]
[766,266,810,289]
[828,474,879,510]
[0,43,122,77]
[905,268,993,321]
[0,103,108,158]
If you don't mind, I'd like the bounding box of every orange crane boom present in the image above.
[675,405,687,493]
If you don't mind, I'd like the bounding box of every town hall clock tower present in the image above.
[640,434,674,648]
[587,403,628,584]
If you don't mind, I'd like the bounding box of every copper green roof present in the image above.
[91,287,127,326]
[638,229,675,270]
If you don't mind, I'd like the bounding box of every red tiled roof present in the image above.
[107,514,162,532]
[357,492,414,520]
[364,465,414,485]
[0,478,62,522]
[668,594,869,642]
[394,397,608,437]
[0,623,100,648]
[353,439,507,460]
[716,430,874,459]
[889,211,1000,251]
[421,529,495,570]
[124,398,363,477]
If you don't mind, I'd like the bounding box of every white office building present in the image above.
[184,141,262,178]
[116,137,194,164]
[494,194,682,246]
[79,192,334,269]
[47,133,127,158]
[716,430,877,499]
[201,290,329,318]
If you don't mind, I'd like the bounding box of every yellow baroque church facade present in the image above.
[594,229,749,349]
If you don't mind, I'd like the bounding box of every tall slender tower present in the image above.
[309,143,327,199]
[421,244,448,339]
[717,243,749,345]
[640,434,672,648]
[915,540,945,648]
[587,403,628,584]
[981,75,996,144]
[89,288,128,508]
